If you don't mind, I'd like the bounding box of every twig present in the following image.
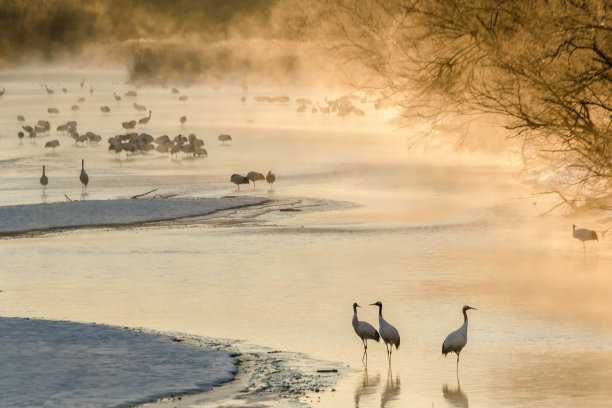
[131,188,158,199]
[65,194,72,202]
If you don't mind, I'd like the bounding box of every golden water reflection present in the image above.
[443,380,468,408]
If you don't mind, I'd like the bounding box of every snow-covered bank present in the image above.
[0,317,343,408]
[0,317,238,408]
[0,197,268,235]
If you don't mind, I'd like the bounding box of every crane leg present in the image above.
[583,242,586,253]
[456,353,460,379]
[362,339,368,362]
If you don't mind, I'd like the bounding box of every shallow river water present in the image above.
[0,68,611,407]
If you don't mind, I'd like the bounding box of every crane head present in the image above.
[353,303,360,312]
[369,301,382,307]
[463,305,476,311]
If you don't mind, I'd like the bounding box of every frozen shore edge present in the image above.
[0,317,342,408]
[0,196,270,236]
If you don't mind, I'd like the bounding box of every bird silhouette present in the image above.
[180,115,187,127]
[572,224,598,253]
[218,134,232,144]
[40,165,48,191]
[79,159,89,191]
[443,305,476,376]
[352,303,380,362]
[138,110,152,126]
[370,301,400,363]
[266,170,275,189]
[230,174,249,190]
[45,139,60,152]
[247,171,265,188]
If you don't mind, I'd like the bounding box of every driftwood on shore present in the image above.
[131,188,158,199]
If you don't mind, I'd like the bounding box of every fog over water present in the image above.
[0,1,611,407]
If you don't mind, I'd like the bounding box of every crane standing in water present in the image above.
[370,301,400,363]
[40,165,48,192]
[80,159,89,191]
[352,303,380,362]
[572,224,598,253]
[266,170,275,189]
[442,305,476,376]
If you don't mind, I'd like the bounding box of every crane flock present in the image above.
[353,302,477,375]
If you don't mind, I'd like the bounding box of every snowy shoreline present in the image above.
[0,196,269,236]
[0,317,342,408]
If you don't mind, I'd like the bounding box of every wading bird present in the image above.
[180,115,187,127]
[352,303,380,362]
[266,170,275,189]
[247,171,265,188]
[572,224,598,253]
[218,134,232,144]
[114,92,121,103]
[138,110,152,126]
[100,106,111,114]
[442,305,476,375]
[79,159,89,191]
[230,174,249,190]
[45,139,60,152]
[40,165,48,191]
[370,301,400,363]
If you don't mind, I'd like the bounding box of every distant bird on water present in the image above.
[79,159,89,191]
[138,110,152,126]
[266,170,275,189]
[40,165,48,191]
[218,134,232,144]
[100,106,111,114]
[572,224,598,253]
[442,305,476,375]
[247,171,265,188]
[180,115,187,128]
[370,301,400,362]
[352,303,380,362]
[230,174,249,190]
[45,139,60,152]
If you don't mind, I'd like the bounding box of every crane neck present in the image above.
[463,308,469,323]
[377,304,382,316]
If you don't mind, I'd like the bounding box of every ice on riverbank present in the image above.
[0,196,268,235]
[0,317,343,408]
[0,317,238,408]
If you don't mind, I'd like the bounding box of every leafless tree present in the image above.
[330,0,612,218]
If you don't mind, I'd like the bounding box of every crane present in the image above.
[230,174,249,190]
[138,110,152,126]
[370,301,400,363]
[572,224,598,253]
[266,171,275,189]
[247,171,265,188]
[352,303,380,362]
[442,305,476,375]
[80,159,89,191]
[40,165,48,191]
